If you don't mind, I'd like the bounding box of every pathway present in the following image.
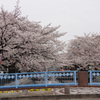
[56,87,100,94]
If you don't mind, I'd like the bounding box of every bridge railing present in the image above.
[0,71,78,89]
[47,71,78,86]
[88,70,100,85]
[0,73,16,89]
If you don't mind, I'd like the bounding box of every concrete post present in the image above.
[78,71,88,87]
[64,85,70,95]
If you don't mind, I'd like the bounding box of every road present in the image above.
[58,98,100,100]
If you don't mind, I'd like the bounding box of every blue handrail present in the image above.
[88,70,100,85]
[0,71,78,89]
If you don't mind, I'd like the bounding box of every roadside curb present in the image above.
[0,94,100,100]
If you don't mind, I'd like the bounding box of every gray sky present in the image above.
[0,0,100,42]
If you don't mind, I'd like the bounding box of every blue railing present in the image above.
[0,71,78,89]
[88,70,100,85]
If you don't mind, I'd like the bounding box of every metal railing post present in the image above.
[89,70,92,85]
[74,71,77,85]
[45,72,48,87]
[15,73,18,88]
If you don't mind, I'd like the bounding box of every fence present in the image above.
[0,70,100,89]
[0,71,78,89]
[88,70,100,85]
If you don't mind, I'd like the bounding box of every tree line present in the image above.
[0,5,100,73]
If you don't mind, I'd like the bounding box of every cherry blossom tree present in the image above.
[66,34,100,70]
[0,4,66,72]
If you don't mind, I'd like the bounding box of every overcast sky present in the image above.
[0,0,100,42]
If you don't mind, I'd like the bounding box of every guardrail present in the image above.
[0,71,78,89]
[88,70,100,85]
